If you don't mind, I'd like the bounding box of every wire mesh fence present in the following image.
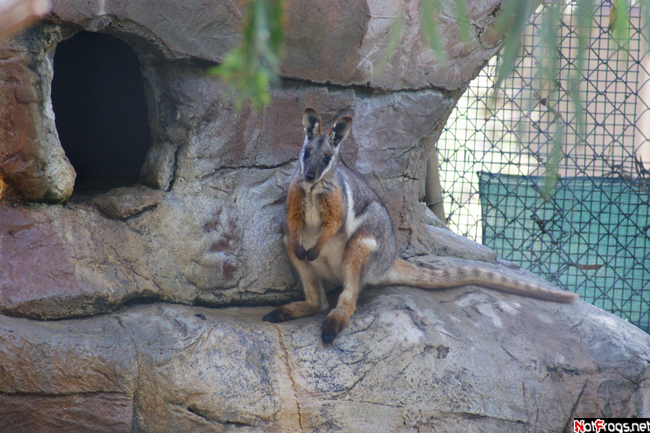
[436,0,650,333]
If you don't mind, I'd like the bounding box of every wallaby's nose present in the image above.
[305,172,316,182]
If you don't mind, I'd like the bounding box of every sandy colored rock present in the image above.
[0,28,75,202]
[0,288,648,432]
[91,185,164,219]
[49,0,507,91]
[0,81,458,319]
[0,313,137,432]
[0,0,513,314]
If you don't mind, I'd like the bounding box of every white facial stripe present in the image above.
[299,148,305,175]
[315,157,333,183]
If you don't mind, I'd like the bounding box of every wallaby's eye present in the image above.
[303,150,310,161]
[323,155,331,165]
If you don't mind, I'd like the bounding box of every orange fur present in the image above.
[285,181,305,252]
[323,233,376,342]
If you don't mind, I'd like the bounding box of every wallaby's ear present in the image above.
[303,108,322,140]
[329,116,353,147]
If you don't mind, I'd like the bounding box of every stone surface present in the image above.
[0,313,137,432]
[91,185,164,220]
[426,225,499,263]
[423,205,448,229]
[3,2,647,432]
[1,288,648,432]
[0,0,509,313]
[48,0,505,91]
[0,27,75,202]
[282,0,506,91]
[0,81,458,319]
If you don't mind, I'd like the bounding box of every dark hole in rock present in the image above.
[51,31,151,197]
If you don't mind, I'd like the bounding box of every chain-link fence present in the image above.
[437,0,650,333]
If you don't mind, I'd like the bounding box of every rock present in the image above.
[49,0,504,91]
[0,203,158,319]
[1,287,648,432]
[0,313,137,432]
[426,226,499,263]
[0,82,457,319]
[281,0,506,91]
[91,185,164,219]
[423,205,449,229]
[0,28,76,203]
[1,1,646,432]
[0,0,514,315]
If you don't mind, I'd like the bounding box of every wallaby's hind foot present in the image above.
[263,301,322,323]
[322,307,352,343]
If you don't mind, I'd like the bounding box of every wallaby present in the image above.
[263,108,578,343]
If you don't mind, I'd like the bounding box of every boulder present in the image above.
[0,27,75,202]
[1,284,648,432]
[90,185,164,220]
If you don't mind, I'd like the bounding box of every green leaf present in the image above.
[209,0,285,111]
[494,0,537,89]
[453,0,472,42]
[373,14,405,78]
[420,0,448,64]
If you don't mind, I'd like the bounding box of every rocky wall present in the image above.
[0,0,488,315]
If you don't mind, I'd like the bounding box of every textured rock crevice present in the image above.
[273,325,305,432]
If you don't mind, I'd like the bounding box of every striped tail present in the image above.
[379,258,578,303]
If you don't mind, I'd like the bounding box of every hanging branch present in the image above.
[208,0,284,111]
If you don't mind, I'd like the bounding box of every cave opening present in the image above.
[51,31,152,196]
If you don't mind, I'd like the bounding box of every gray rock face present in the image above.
[1,0,501,316]
[0,52,457,318]
[50,0,503,91]
[1,285,648,432]
[0,26,75,202]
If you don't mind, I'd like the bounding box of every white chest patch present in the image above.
[303,196,321,229]
[301,194,321,248]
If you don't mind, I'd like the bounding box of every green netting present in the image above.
[479,171,650,332]
[436,1,650,334]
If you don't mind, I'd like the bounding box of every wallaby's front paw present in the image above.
[304,247,319,261]
[263,307,293,323]
[321,309,350,344]
[295,245,308,260]
[295,245,319,261]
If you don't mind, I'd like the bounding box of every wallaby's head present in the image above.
[299,107,353,184]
